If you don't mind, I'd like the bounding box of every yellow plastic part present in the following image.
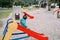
[0,35,4,40]
[21,8,26,12]
[4,19,18,40]
[0,38,2,40]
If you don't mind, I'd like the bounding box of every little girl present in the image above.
[20,14,27,27]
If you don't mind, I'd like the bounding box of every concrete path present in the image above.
[26,8,60,40]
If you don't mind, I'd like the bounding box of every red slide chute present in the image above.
[17,23,48,40]
[23,12,34,19]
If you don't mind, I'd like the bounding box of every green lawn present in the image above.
[0,8,12,18]
[0,20,3,27]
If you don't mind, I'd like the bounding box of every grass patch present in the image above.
[0,20,3,27]
[0,8,12,18]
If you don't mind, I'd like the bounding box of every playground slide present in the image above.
[0,19,29,40]
[53,8,60,13]
[0,8,34,40]
[23,12,34,19]
[0,21,48,40]
[17,23,48,40]
[21,8,34,19]
[0,11,48,40]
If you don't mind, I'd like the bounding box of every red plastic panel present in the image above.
[23,12,34,19]
[17,24,48,40]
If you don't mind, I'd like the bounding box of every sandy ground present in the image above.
[0,8,60,40]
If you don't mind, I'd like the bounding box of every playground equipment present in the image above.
[53,8,60,18]
[0,8,34,40]
[1,19,30,40]
[15,13,20,20]
[13,6,34,20]
[53,8,60,13]
[1,19,48,40]
[0,8,48,40]
[17,23,48,40]
[21,8,34,19]
[14,8,34,20]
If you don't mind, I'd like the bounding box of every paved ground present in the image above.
[0,7,60,40]
[26,8,60,40]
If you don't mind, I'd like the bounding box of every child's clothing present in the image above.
[20,18,27,27]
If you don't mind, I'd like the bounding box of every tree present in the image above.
[49,0,60,9]
[0,0,14,8]
[33,0,38,5]
[58,0,60,8]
